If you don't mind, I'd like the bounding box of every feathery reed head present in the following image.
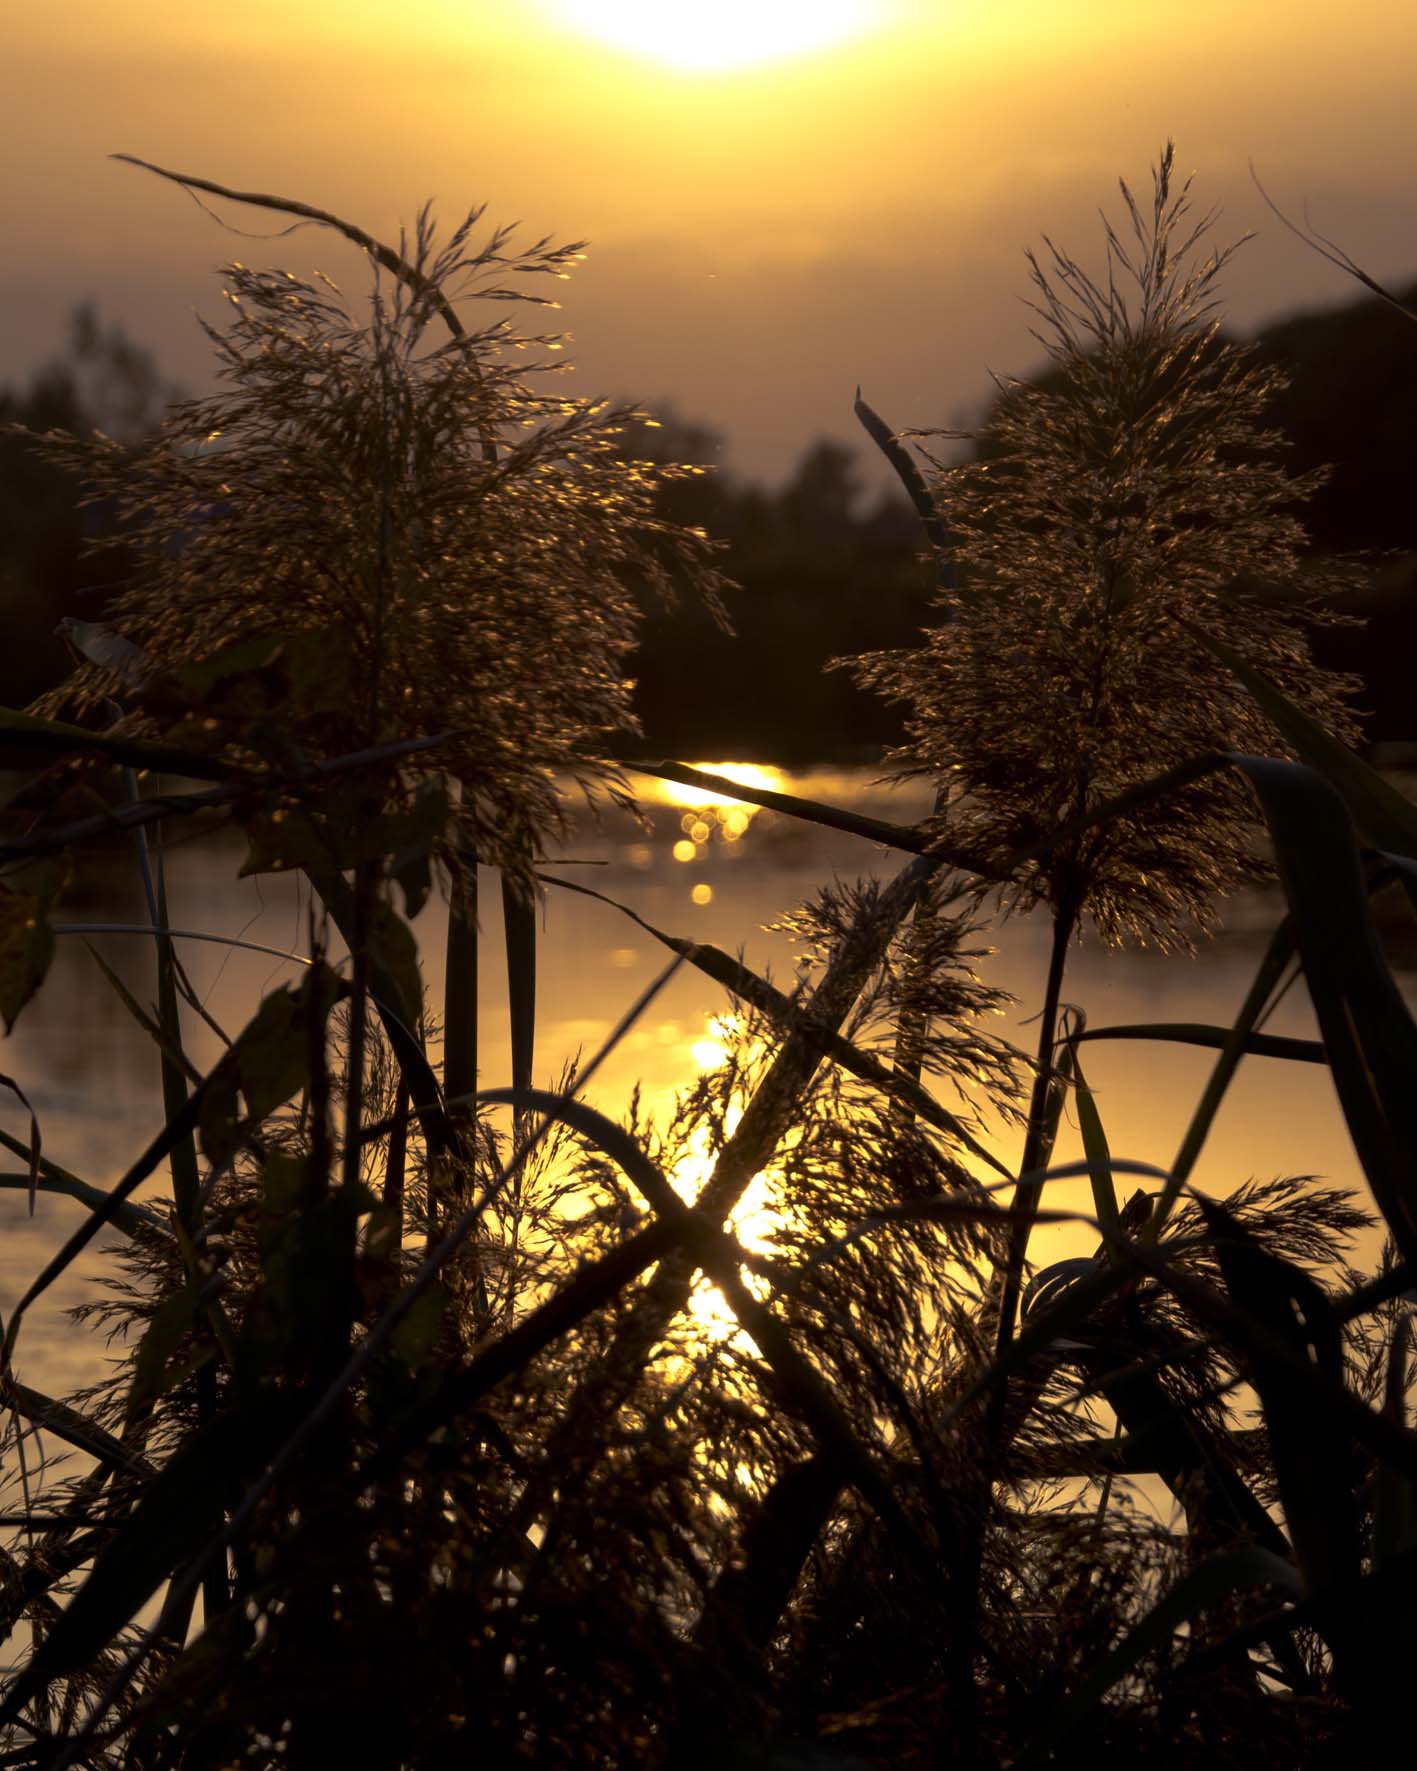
[29,202,730,878]
[844,143,1360,946]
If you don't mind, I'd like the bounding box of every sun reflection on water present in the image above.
[672,1013,782,1343]
[650,763,788,899]
[653,761,787,813]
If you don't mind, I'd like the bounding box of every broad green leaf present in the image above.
[165,628,356,753]
[244,780,447,885]
[240,805,335,880]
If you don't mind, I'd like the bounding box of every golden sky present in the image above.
[4,1,1415,481]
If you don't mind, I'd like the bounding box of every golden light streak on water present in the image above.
[671,1015,782,1343]
[650,761,788,811]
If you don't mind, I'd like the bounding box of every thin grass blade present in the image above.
[853,389,953,572]
[1018,1546,1301,1764]
[1078,1020,1323,1063]
[1150,916,1295,1235]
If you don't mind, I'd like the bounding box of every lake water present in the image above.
[2,762,1409,1404]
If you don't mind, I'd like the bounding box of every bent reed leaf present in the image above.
[1019,1547,1302,1764]
[1233,757,1417,1265]
[1076,1020,1325,1064]
[1191,624,1417,863]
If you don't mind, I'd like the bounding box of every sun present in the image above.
[547,0,881,73]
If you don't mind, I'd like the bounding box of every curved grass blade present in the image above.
[442,854,478,1146]
[1067,1042,1120,1256]
[1120,1231,1417,1483]
[1077,1021,1323,1063]
[0,1173,165,1242]
[314,871,468,1177]
[1233,757,1417,1265]
[1368,1314,1417,1693]
[1148,917,1296,1236]
[384,1161,1164,1483]
[696,1451,846,1653]
[113,156,486,372]
[1336,1262,1417,1322]
[634,757,1244,906]
[0,1126,169,1242]
[630,760,979,867]
[0,1075,40,1215]
[1029,1424,1271,1480]
[853,389,953,571]
[80,939,202,1088]
[55,925,316,969]
[793,1158,1171,1296]
[1018,1546,1301,1764]
[1,1378,154,1481]
[1199,1201,1360,1590]
[1192,626,1417,861]
[370,1219,678,1473]
[847,1177,1417,1493]
[1199,1196,1410,1710]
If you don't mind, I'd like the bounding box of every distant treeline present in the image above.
[3,288,1415,759]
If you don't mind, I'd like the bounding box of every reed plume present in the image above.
[845,142,1359,949]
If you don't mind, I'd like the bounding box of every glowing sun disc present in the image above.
[549,0,879,72]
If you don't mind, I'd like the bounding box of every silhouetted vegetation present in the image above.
[1,149,1416,1770]
[6,272,1415,761]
